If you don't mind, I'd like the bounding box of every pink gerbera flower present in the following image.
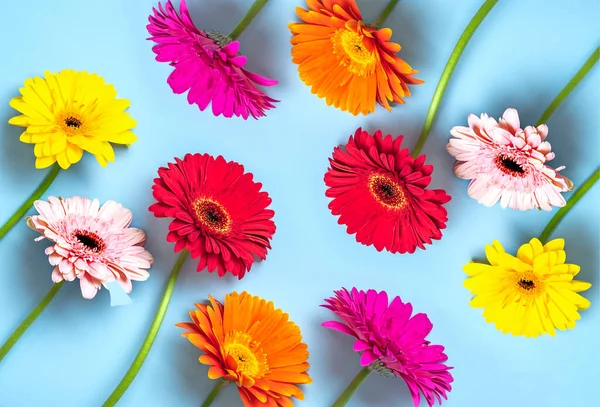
[323,288,453,407]
[447,108,572,210]
[147,0,278,119]
[27,196,154,299]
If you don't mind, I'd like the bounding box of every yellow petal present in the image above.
[463,262,491,277]
[35,155,56,168]
[529,238,544,257]
[8,115,30,126]
[544,238,564,252]
[516,242,534,264]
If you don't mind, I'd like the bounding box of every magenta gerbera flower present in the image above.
[323,288,453,407]
[447,108,572,210]
[147,0,278,119]
[27,196,154,299]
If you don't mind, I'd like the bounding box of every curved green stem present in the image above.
[0,164,60,241]
[201,380,228,407]
[373,0,401,28]
[0,281,64,364]
[102,250,189,407]
[536,46,600,127]
[332,367,371,407]
[413,0,498,157]
[228,0,269,40]
[539,167,600,243]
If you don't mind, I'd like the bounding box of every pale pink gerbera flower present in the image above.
[147,0,278,119]
[27,197,154,299]
[323,288,453,407]
[447,108,572,210]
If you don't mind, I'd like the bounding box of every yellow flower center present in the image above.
[57,111,87,137]
[192,198,231,233]
[514,271,544,297]
[224,332,269,380]
[332,28,377,76]
[369,174,407,209]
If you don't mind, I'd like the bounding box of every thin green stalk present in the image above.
[536,46,600,127]
[201,380,228,407]
[0,164,60,241]
[0,281,64,364]
[413,0,498,157]
[373,0,401,28]
[228,0,269,40]
[102,250,189,407]
[539,167,600,243]
[332,367,371,407]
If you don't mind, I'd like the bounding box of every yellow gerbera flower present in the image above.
[8,70,136,169]
[464,238,591,338]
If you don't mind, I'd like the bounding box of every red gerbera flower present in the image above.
[149,153,275,278]
[324,128,451,254]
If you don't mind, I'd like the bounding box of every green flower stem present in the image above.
[373,0,401,28]
[536,46,600,127]
[228,0,269,40]
[0,163,60,241]
[332,367,371,407]
[539,167,600,243]
[0,281,64,364]
[412,0,498,157]
[102,249,189,407]
[201,380,228,407]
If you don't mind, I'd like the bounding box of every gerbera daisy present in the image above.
[447,108,573,210]
[27,196,153,299]
[289,0,423,115]
[149,153,275,279]
[323,288,453,407]
[147,0,278,119]
[464,238,591,338]
[324,128,451,254]
[8,70,137,169]
[177,292,312,406]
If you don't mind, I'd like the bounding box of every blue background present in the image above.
[0,0,598,406]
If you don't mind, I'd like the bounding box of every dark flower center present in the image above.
[518,279,535,290]
[65,117,82,128]
[193,199,231,233]
[514,271,543,296]
[74,230,105,252]
[495,155,526,177]
[369,174,407,209]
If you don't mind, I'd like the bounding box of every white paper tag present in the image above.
[104,281,132,307]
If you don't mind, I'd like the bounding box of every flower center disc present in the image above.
[514,271,543,296]
[332,28,376,76]
[224,332,269,380]
[57,111,85,136]
[74,230,105,252]
[495,155,526,177]
[193,198,231,233]
[369,174,407,209]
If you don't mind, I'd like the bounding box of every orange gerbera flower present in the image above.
[177,292,312,406]
[289,0,423,115]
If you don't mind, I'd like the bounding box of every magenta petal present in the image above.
[359,351,378,366]
[353,340,371,352]
[230,55,247,67]
[222,40,240,56]
[244,70,278,87]
[322,321,357,338]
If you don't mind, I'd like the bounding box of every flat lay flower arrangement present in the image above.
[0,0,598,406]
